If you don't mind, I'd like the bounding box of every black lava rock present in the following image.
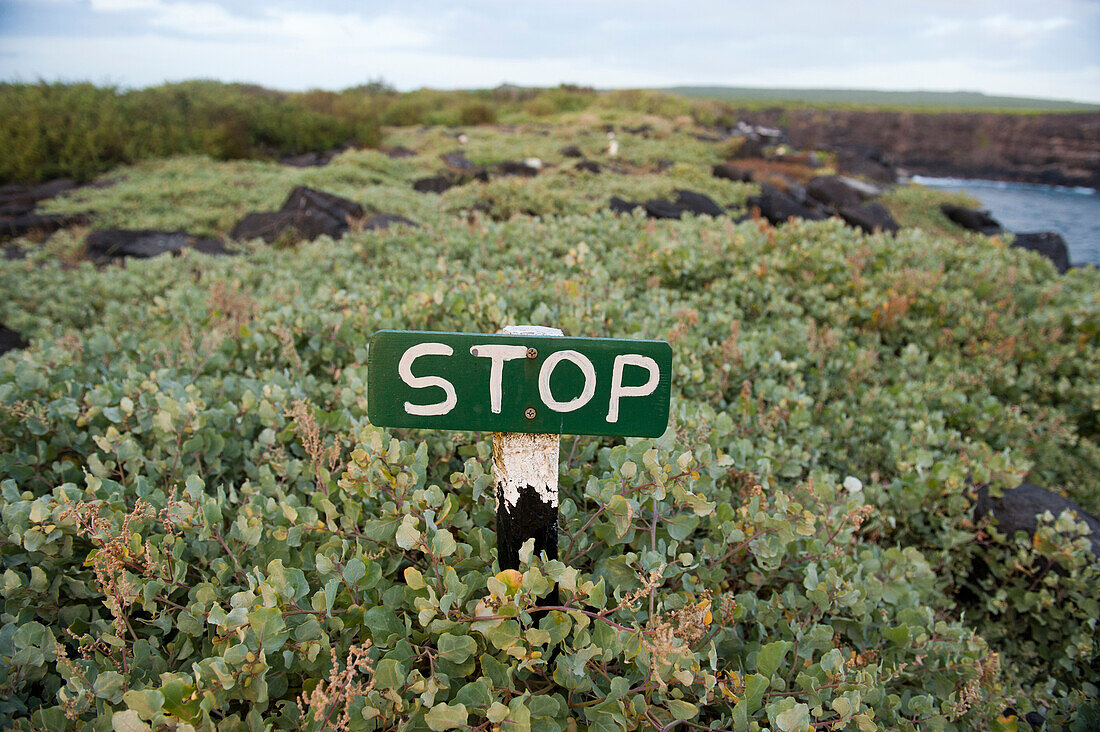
[363,214,419,231]
[674,190,724,217]
[280,150,336,168]
[575,160,601,174]
[384,146,417,158]
[1,213,90,240]
[231,186,365,243]
[941,204,1003,235]
[86,229,230,260]
[974,481,1100,556]
[733,136,765,159]
[713,164,753,182]
[609,197,642,215]
[839,201,899,234]
[496,161,539,177]
[441,151,479,171]
[747,183,829,225]
[0,324,27,357]
[560,145,583,158]
[836,149,897,183]
[0,179,77,217]
[1012,232,1070,274]
[806,175,866,211]
[413,175,453,194]
[643,199,684,220]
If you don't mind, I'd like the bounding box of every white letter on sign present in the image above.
[607,354,660,422]
[470,344,527,413]
[538,350,596,413]
[398,343,457,416]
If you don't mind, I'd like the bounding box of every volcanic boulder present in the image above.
[975,481,1100,557]
[836,149,897,184]
[839,202,899,234]
[86,229,230,261]
[1011,232,1071,274]
[674,190,724,217]
[806,175,866,210]
[1,213,90,241]
[940,204,1003,236]
[746,183,828,225]
[0,325,27,357]
[413,175,453,194]
[231,186,366,244]
[713,164,753,182]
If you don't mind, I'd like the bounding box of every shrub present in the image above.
[0,123,1098,728]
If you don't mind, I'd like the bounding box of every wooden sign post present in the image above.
[368,327,672,588]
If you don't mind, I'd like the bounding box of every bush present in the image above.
[0,123,1098,728]
[0,82,382,184]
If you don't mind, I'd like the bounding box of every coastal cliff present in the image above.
[738,108,1100,188]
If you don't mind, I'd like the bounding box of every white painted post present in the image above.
[494,326,561,605]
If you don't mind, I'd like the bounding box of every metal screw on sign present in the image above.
[524,407,536,419]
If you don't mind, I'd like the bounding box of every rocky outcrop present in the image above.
[806,175,866,210]
[0,178,92,241]
[86,229,230,261]
[675,190,724,217]
[231,186,365,243]
[413,175,453,194]
[608,190,726,220]
[746,183,828,225]
[839,202,899,234]
[975,481,1100,556]
[0,325,27,357]
[735,108,1100,188]
[713,164,753,182]
[1012,232,1071,273]
[940,204,1003,236]
[1,213,90,240]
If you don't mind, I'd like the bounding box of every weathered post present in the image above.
[493,325,562,603]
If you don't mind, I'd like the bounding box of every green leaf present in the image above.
[396,519,420,550]
[432,529,458,558]
[343,558,366,586]
[94,671,125,700]
[122,689,164,719]
[425,702,468,731]
[112,710,150,732]
[883,624,910,645]
[756,640,792,679]
[773,701,811,732]
[248,606,286,652]
[668,699,698,720]
[374,659,406,690]
[607,495,633,538]
[437,632,477,664]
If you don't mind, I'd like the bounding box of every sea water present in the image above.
[913,176,1100,267]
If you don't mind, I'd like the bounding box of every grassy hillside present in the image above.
[665,86,1100,112]
[0,120,1097,730]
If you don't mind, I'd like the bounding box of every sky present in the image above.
[1,0,1098,103]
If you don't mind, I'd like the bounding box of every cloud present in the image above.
[979,14,1071,42]
[921,12,1073,44]
[86,0,433,47]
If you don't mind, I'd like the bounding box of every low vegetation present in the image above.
[0,120,1097,730]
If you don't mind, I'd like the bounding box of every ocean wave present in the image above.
[913,175,1097,196]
